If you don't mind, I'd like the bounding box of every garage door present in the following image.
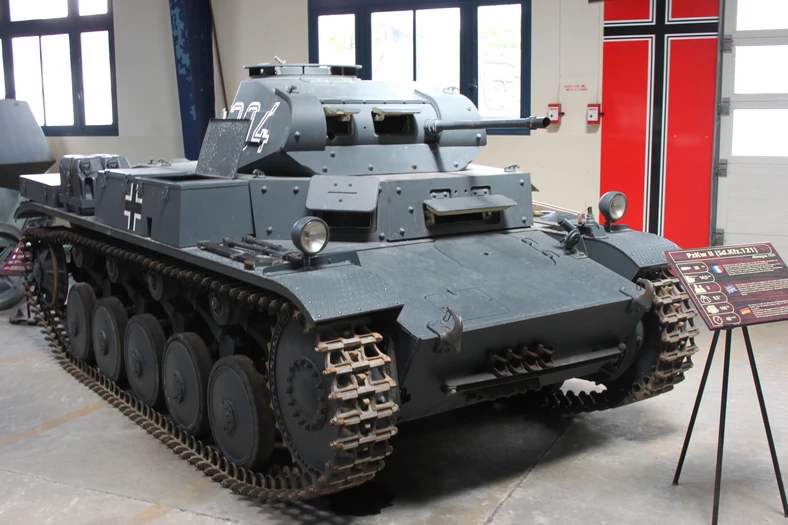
[716,0,788,255]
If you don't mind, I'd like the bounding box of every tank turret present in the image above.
[223,63,550,176]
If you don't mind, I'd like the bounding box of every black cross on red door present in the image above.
[123,181,143,231]
[600,0,719,249]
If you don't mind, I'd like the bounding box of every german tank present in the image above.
[16,63,699,500]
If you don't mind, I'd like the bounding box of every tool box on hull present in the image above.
[19,173,62,208]
[94,167,254,248]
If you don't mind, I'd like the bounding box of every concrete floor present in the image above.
[1,307,787,525]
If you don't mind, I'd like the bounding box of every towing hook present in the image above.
[427,307,463,354]
[629,278,655,314]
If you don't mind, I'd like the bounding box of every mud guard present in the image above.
[16,201,403,326]
[265,264,404,325]
[583,230,679,280]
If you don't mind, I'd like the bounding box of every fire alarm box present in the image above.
[547,104,562,125]
[587,104,601,124]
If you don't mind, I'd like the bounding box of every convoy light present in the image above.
[291,217,329,256]
[599,191,628,223]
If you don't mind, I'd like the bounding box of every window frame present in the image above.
[0,0,119,136]
[308,0,532,135]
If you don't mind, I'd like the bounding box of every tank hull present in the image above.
[19,201,651,424]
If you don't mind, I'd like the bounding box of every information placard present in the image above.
[665,243,788,330]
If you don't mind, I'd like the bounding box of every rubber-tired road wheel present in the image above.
[66,283,97,364]
[92,297,129,386]
[163,332,213,437]
[207,355,275,470]
[125,314,166,408]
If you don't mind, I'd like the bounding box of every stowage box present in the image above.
[95,167,254,247]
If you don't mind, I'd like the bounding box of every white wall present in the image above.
[46,0,183,165]
[476,0,604,212]
[211,0,309,114]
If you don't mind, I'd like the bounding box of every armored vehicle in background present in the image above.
[17,63,699,500]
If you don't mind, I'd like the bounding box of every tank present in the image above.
[16,63,700,501]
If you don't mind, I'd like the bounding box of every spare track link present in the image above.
[21,227,398,501]
[531,272,701,415]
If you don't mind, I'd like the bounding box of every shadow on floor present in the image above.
[246,397,680,523]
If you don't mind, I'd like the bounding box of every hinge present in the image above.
[712,229,725,246]
[715,159,728,178]
[722,35,733,53]
[718,98,731,116]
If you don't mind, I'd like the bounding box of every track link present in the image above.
[530,272,701,415]
[22,227,398,501]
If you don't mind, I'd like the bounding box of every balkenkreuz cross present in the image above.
[123,181,143,231]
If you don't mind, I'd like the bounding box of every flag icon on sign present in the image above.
[725,284,738,294]
[740,307,752,315]
[712,265,724,274]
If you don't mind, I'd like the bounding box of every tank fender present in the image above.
[582,230,679,280]
[264,259,404,326]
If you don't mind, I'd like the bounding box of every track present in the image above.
[22,226,398,501]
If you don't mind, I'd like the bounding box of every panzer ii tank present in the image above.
[16,63,699,500]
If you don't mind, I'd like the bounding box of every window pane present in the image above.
[371,11,413,81]
[415,8,460,92]
[41,34,74,126]
[732,109,788,156]
[12,37,45,125]
[735,45,788,94]
[79,0,108,16]
[318,14,356,65]
[0,41,5,100]
[82,31,114,125]
[737,0,788,31]
[478,4,521,118]
[9,0,67,21]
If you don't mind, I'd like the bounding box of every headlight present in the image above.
[291,217,329,256]
[599,191,628,223]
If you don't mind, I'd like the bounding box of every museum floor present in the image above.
[0,308,786,525]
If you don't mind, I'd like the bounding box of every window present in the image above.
[736,0,788,31]
[308,0,531,134]
[0,0,117,135]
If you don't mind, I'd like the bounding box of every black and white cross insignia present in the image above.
[123,181,143,231]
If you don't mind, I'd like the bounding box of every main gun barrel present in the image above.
[425,116,551,134]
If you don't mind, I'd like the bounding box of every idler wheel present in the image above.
[66,283,97,363]
[92,297,129,385]
[207,355,274,470]
[269,313,334,475]
[32,243,68,308]
[124,314,166,407]
[163,332,213,437]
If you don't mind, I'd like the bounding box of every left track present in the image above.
[22,226,399,501]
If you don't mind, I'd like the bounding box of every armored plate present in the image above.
[195,119,249,179]
[305,175,380,213]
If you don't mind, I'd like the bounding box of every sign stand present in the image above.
[672,326,788,524]
[665,242,788,524]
